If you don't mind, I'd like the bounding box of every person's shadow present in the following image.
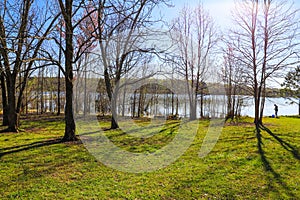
[256,123,300,198]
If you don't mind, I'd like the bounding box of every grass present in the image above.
[0,114,299,199]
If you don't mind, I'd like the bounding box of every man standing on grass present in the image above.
[274,104,278,118]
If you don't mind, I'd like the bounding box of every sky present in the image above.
[155,0,234,29]
[157,0,300,30]
[153,0,300,87]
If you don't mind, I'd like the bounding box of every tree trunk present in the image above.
[57,20,62,116]
[103,67,119,129]
[200,91,204,118]
[176,96,179,116]
[63,64,77,141]
[36,86,39,114]
[0,72,8,126]
[40,68,44,114]
[110,92,119,129]
[254,89,263,125]
[190,98,197,120]
[254,97,260,125]
[61,0,78,141]
[171,93,174,115]
[121,84,127,117]
[190,106,197,120]
[231,94,236,121]
[260,94,266,120]
[132,91,136,118]
[63,76,77,141]
[83,69,87,116]
[16,67,30,116]
[6,76,18,132]
[138,89,143,118]
[75,70,80,114]
[57,67,61,115]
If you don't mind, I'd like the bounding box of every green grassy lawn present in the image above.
[0,114,299,199]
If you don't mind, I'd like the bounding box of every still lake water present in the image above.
[241,97,299,117]
[120,94,299,118]
[193,96,299,117]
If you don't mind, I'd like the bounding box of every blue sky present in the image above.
[156,0,300,29]
[155,0,235,28]
[153,0,300,87]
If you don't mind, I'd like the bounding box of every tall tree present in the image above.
[171,4,218,120]
[55,0,96,140]
[228,0,300,127]
[0,0,59,132]
[57,0,76,141]
[87,0,168,129]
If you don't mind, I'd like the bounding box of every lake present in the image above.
[117,94,299,118]
[240,97,299,117]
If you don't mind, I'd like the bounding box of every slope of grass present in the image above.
[0,114,299,199]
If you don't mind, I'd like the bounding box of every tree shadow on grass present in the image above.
[256,124,299,198]
[0,138,63,159]
[260,124,300,160]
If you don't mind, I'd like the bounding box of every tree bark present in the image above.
[60,0,77,141]
[189,98,197,120]
[40,68,44,114]
[200,90,204,119]
[83,68,87,116]
[0,72,8,126]
[132,91,136,118]
[6,75,18,132]
[57,67,61,115]
[121,83,127,117]
[104,67,119,129]
[110,91,119,129]
[63,76,77,141]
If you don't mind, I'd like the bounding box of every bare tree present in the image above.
[36,0,96,140]
[228,0,300,127]
[220,44,246,121]
[0,0,59,132]
[171,4,218,120]
[53,0,98,141]
[87,0,168,129]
